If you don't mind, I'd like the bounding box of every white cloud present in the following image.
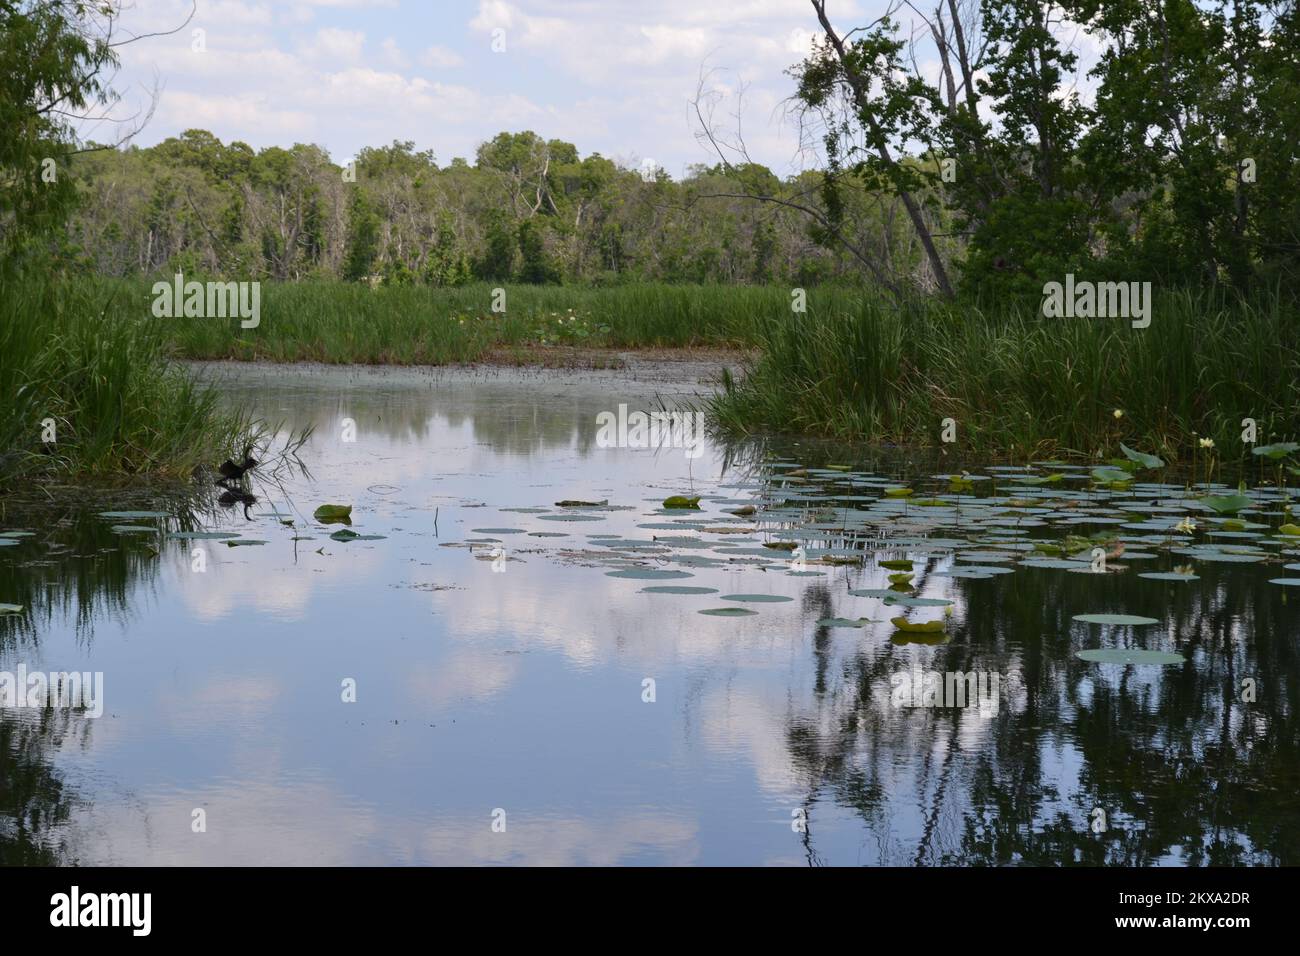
[419,44,464,69]
[379,37,409,69]
[298,26,367,64]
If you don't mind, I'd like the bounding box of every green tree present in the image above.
[0,0,119,267]
[342,190,380,281]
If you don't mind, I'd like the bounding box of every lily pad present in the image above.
[882,595,954,608]
[227,539,270,547]
[698,607,758,617]
[329,529,386,541]
[1073,613,1160,626]
[721,593,793,603]
[663,496,701,509]
[313,504,353,522]
[817,617,879,627]
[1253,442,1299,460]
[1201,494,1251,515]
[98,510,171,519]
[167,531,241,540]
[606,569,694,580]
[1119,443,1164,470]
[555,499,607,507]
[890,631,951,646]
[1138,571,1200,581]
[0,604,24,615]
[1267,578,1300,586]
[641,585,718,594]
[890,617,946,633]
[1075,649,1185,665]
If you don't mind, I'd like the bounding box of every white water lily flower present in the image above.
[1199,437,1215,449]
[1175,516,1197,534]
[1113,409,1124,419]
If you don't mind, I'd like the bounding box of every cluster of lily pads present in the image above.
[453,442,1300,660]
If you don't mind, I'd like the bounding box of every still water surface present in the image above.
[2,362,1297,865]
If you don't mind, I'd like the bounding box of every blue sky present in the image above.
[98,0,883,177]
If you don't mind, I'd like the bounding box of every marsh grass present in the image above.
[14,276,1297,460]
[87,278,813,362]
[0,275,255,485]
[706,289,1300,458]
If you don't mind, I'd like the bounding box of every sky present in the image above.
[94,0,886,178]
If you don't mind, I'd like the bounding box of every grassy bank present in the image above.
[12,276,1298,461]
[707,290,1300,459]
[0,276,255,487]
[91,278,809,363]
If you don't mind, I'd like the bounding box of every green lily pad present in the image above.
[1201,494,1251,515]
[698,607,758,617]
[167,531,241,540]
[1073,613,1160,626]
[883,595,955,608]
[111,525,158,534]
[0,531,36,538]
[817,617,879,627]
[1138,571,1200,581]
[891,616,946,633]
[313,504,353,522]
[1267,578,1300,586]
[663,496,701,509]
[1119,443,1164,470]
[227,539,270,547]
[1253,442,1299,460]
[606,569,694,580]
[1092,466,1133,484]
[555,499,608,507]
[98,510,171,519]
[329,529,386,541]
[0,604,24,615]
[721,593,793,603]
[641,585,718,594]
[1076,649,1185,665]
[471,528,527,535]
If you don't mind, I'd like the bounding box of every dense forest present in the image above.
[56,130,922,288]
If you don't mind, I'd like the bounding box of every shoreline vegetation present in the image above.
[0,276,259,488]
[5,275,1296,484]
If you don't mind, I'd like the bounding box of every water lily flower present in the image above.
[1175,516,1197,534]
[1113,409,1124,420]
[1199,437,1215,449]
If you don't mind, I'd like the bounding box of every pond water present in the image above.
[2,361,1298,865]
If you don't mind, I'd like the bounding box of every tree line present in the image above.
[55,129,898,287]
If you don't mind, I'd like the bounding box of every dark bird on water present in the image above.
[218,448,258,483]
[217,486,257,520]
[217,487,256,507]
